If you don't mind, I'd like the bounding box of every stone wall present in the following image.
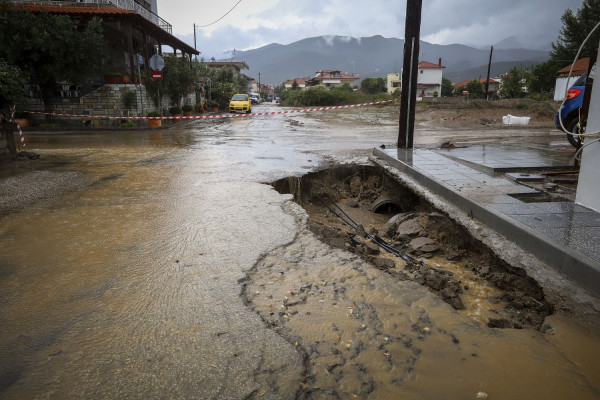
[19,84,161,128]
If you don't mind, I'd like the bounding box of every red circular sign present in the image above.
[151,70,163,81]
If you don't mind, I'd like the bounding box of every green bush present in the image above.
[169,106,182,115]
[147,110,161,117]
[280,86,392,107]
[120,120,137,128]
[516,102,528,109]
[121,90,136,112]
[181,104,193,112]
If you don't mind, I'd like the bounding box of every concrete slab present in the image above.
[372,146,600,297]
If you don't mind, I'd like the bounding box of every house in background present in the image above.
[452,78,502,97]
[386,73,401,94]
[554,57,590,101]
[416,59,445,98]
[207,61,249,74]
[283,77,311,90]
[306,70,359,89]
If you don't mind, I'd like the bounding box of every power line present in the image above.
[194,0,243,28]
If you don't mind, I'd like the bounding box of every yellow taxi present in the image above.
[229,94,251,114]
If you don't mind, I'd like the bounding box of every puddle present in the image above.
[270,164,553,330]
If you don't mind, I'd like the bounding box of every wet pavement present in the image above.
[372,145,600,297]
[1,103,600,399]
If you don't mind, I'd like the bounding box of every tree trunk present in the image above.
[2,121,18,160]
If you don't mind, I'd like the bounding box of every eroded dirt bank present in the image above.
[269,164,553,330]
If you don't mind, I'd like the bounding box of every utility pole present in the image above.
[193,23,197,51]
[485,46,493,100]
[398,0,422,148]
[258,72,261,99]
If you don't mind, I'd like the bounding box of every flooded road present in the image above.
[1,103,599,399]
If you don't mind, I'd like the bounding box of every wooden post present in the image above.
[485,46,493,100]
[126,23,135,80]
[398,0,422,148]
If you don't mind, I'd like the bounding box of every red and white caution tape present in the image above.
[21,99,398,121]
[10,105,25,147]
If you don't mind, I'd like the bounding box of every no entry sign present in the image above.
[151,70,163,81]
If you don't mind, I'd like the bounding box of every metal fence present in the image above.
[11,0,172,34]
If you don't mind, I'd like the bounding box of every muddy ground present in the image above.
[270,165,554,331]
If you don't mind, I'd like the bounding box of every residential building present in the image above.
[13,0,198,82]
[306,70,359,89]
[11,0,199,122]
[283,77,311,90]
[207,61,249,74]
[453,78,502,97]
[416,59,445,98]
[386,73,401,94]
[554,57,590,101]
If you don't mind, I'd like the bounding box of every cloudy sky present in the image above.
[158,0,582,59]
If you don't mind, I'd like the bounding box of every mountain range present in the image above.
[234,35,551,86]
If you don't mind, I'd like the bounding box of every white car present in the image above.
[249,93,262,104]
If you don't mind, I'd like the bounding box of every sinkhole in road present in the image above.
[271,164,554,330]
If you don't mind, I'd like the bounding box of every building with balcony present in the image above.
[9,0,200,122]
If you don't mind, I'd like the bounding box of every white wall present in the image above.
[418,68,442,97]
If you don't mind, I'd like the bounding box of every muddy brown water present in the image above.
[1,104,599,399]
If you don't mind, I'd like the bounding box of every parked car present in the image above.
[229,94,251,114]
[556,72,586,149]
[249,93,262,104]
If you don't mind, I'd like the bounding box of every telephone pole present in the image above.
[485,46,493,100]
[398,0,422,148]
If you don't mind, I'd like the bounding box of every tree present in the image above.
[551,0,600,63]
[0,63,25,114]
[360,77,386,94]
[163,55,195,107]
[0,63,26,157]
[0,6,106,117]
[144,55,195,110]
[465,79,484,99]
[499,66,528,98]
[528,60,561,95]
[291,79,300,90]
[441,77,454,97]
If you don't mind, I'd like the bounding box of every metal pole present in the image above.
[485,46,493,100]
[137,54,145,116]
[398,0,422,148]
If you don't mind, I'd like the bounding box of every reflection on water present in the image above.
[1,110,599,399]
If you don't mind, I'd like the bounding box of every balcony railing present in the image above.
[11,0,172,34]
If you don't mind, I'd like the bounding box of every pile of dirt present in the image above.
[414,99,557,128]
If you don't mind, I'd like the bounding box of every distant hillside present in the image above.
[235,35,549,86]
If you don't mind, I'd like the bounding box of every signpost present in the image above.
[151,70,163,81]
[137,54,145,116]
[149,54,165,71]
[149,54,165,115]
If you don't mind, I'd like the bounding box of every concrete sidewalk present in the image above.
[372,145,600,297]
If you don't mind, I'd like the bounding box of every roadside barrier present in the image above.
[11,105,26,147]
[21,99,399,121]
